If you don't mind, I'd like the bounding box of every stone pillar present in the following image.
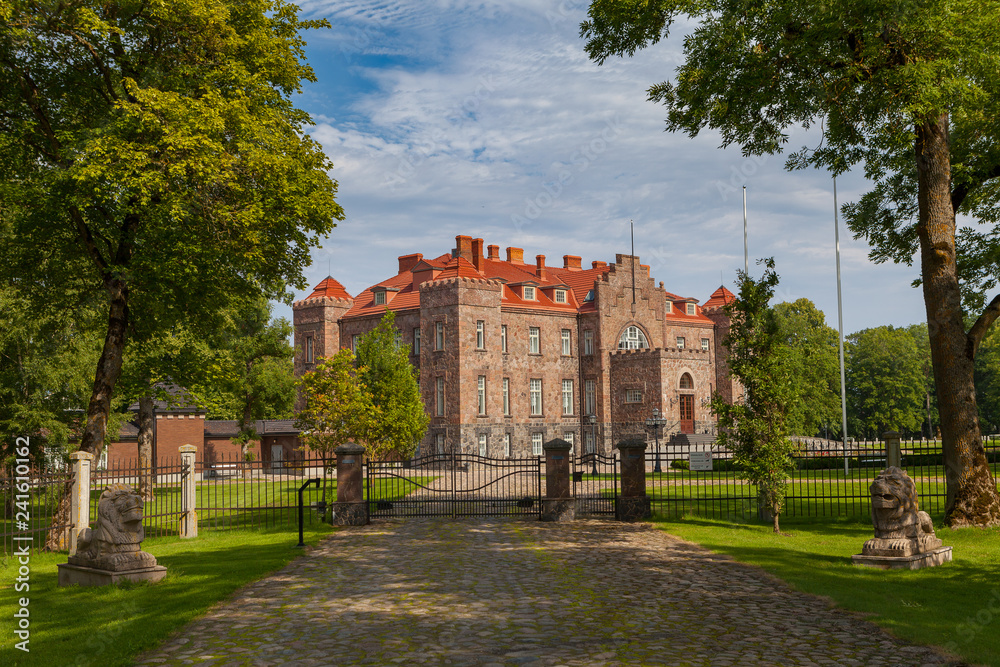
[883,431,901,469]
[332,443,368,526]
[179,445,198,538]
[68,452,93,556]
[541,439,574,522]
[616,438,651,522]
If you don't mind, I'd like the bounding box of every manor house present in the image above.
[293,235,736,458]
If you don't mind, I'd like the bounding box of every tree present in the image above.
[974,327,1000,435]
[846,326,928,439]
[582,0,1000,526]
[905,323,938,439]
[1,0,342,465]
[773,299,841,437]
[354,311,429,461]
[711,259,795,533]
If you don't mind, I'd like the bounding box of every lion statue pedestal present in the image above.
[58,483,167,587]
[852,467,952,570]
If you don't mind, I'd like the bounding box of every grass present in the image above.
[652,513,1000,667]
[0,522,336,667]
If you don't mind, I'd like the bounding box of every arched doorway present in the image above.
[679,373,695,434]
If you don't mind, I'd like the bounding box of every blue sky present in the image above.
[275,0,929,334]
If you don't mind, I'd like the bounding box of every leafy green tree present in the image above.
[905,323,939,439]
[773,299,841,438]
[581,0,1000,526]
[974,327,1000,435]
[711,259,795,533]
[355,311,429,461]
[846,327,928,439]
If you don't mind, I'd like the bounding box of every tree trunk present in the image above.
[45,278,130,550]
[915,114,1000,527]
[137,395,155,501]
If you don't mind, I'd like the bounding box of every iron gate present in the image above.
[366,452,543,518]
[572,453,619,517]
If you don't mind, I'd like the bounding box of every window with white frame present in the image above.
[529,327,540,354]
[563,431,575,455]
[435,322,444,350]
[585,379,596,416]
[502,377,510,416]
[477,376,486,415]
[585,429,595,454]
[625,388,643,403]
[436,378,445,416]
[413,328,421,354]
[583,329,593,355]
[352,334,360,352]
[476,320,485,349]
[501,324,508,352]
[374,290,386,305]
[394,329,402,347]
[554,289,567,303]
[503,433,511,458]
[676,336,686,349]
[523,286,536,300]
[561,329,571,356]
[665,300,672,313]
[478,434,487,457]
[529,379,542,415]
[532,432,543,456]
[305,336,313,363]
[618,325,649,350]
[687,303,696,315]
[701,337,710,351]
[436,433,445,453]
[562,379,574,415]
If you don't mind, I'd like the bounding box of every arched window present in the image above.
[618,325,649,350]
[679,373,693,389]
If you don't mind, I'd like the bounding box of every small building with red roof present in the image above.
[293,235,737,456]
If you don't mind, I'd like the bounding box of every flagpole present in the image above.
[834,176,850,476]
[743,186,749,275]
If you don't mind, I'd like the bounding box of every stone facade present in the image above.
[293,235,736,457]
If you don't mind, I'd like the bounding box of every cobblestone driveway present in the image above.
[137,519,955,666]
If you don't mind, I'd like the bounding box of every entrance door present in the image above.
[679,394,695,434]
[271,444,284,471]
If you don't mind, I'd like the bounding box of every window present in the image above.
[583,330,594,355]
[435,433,445,454]
[665,301,672,313]
[374,290,386,305]
[477,376,486,415]
[501,324,508,352]
[476,320,485,349]
[503,433,511,458]
[687,303,696,316]
[523,286,536,300]
[563,431,575,455]
[676,336,686,349]
[529,327,540,354]
[585,429,595,454]
[532,432,543,456]
[701,338,710,351]
[352,334,360,352]
[435,322,444,350]
[562,379,574,415]
[680,373,694,389]
[436,378,445,416]
[585,379,596,416]
[394,329,402,347]
[625,389,643,403]
[478,434,487,457]
[305,336,313,363]
[618,326,649,350]
[413,328,421,354]
[502,378,510,416]
[530,379,543,415]
[554,289,567,303]
[561,329,571,356]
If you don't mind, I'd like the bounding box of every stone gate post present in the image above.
[541,439,574,522]
[616,438,650,522]
[882,431,902,469]
[68,451,93,556]
[179,445,198,538]
[332,443,368,526]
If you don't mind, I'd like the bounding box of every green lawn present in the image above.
[653,514,1000,667]
[0,523,336,667]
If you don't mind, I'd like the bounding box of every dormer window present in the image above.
[554,289,567,304]
[665,301,672,313]
[686,303,696,316]
[523,286,536,300]
[374,290,386,305]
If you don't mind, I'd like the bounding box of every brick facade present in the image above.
[292,235,736,458]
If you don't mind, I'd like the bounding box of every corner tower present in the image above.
[292,277,355,380]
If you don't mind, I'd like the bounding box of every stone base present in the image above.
[58,563,167,587]
[332,501,369,526]
[540,498,576,522]
[617,496,652,522]
[852,546,952,570]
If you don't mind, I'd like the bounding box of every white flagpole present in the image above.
[834,176,850,476]
[743,186,749,275]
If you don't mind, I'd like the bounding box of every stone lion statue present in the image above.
[69,483,159,572]
[862,467,942,557]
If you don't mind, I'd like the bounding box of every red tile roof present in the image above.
[305,276,353,300]
[704,285,736,309]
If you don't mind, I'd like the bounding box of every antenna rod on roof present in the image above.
[630,220,636,309]
[743,186,749,275]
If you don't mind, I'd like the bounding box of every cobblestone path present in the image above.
[136,519,954,666]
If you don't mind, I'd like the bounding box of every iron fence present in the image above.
[92,456,188,539]
[572,453,618,517]
[0,466,74,555]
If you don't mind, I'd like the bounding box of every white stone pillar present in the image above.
[68,451,93,556]
[179,445,198,539]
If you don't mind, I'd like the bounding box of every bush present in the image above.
[671,459,690,471]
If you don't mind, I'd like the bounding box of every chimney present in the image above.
[487,244,500,260]
[592,261,607,269]
[535,255,546,280]
[506,247,524,264]
[453,235,473,262]
[472,238,485,272]
[398,253,423,274]
[563,255,582,270]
